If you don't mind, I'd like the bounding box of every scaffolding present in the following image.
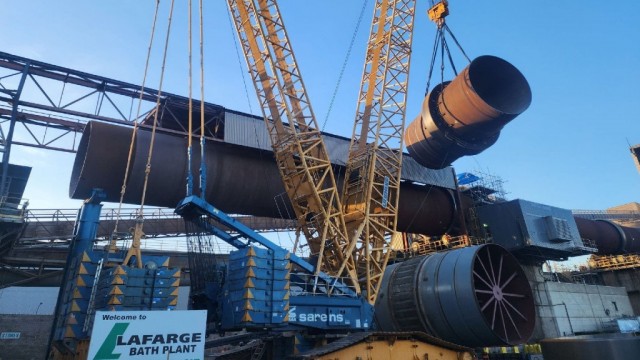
[588,254,640,271]
[458,170,508,205]
[458,170,509,244]
[407,234,486,256]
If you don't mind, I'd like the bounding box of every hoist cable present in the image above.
[425,29,442,95]
[187,0,194,197]
[227,7,254,115]
[321,0,369,131]
[425,18,471,95]
[443,23,471,63]
[198,0,207,198]
[439,29,446,88]
[139,0,176,213]
[443,36,458,75]
[113,0,161,236]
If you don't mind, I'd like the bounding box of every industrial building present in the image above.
[1,1,640,359]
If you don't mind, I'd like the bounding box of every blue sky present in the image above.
[2,0,640,213]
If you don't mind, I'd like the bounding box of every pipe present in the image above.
[574,217,640,255]
[70,121,457,236]
[405,55,532,169]
[375,244,535,347]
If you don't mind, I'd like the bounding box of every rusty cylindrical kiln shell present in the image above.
[574,217,640,255]
[405,55,532,169]
[70,121,457,236]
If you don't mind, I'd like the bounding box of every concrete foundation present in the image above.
[523,265,635,341]
[599,268,640,315]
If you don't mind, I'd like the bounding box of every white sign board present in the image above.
[88,310,206,360]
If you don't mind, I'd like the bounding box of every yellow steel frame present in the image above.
[227,0,359,292]
[342,0,416,303]
[589,253,640,271]
[305,333,472,360]
[428,1,449,24]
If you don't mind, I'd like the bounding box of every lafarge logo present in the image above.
[93,323,130,360]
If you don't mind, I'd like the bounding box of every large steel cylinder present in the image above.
[375,244,535,347]
[405,55,532,169]
[574,217,640,255]
[70,121,457,235]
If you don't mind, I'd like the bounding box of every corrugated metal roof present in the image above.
[224,111,272,151]
[223,111,456,189]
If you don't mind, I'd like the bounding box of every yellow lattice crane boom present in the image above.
[226,0,359,291]
[342,0,417,304]
[227,0,418,304]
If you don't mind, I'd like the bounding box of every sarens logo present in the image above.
[288,306,344,323]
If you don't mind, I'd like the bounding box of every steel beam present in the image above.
[0,51,224,152]
[0,62,28,203]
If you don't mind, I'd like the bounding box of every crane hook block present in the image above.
[428,1,449,23]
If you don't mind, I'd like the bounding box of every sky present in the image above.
[2,0,640,215]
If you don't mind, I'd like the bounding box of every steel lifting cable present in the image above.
[424,29,441,96]
[187,0,194,197]
[112,0,162,238]
[121,0,176,268]
[198,0,207,197]
[424,1,470,95]
[321,0,369,132]
[140,0,177,212]
[443,23,471,63]
[226,8,254,115]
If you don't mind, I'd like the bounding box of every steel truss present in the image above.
[342,0,416,303]
[227,0,359,290]
[0,51,226,154]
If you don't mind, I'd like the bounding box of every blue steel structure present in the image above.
[48,189,105,357]
[48,190,180,359]
[175,195,374,333]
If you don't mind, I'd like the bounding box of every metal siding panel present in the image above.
[322,135,349,166]
[401,158,456,189]
[224,111,272,151]
[223,111,456,188]
[478,199,591,258]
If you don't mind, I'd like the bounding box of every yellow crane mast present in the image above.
[226,0,360,291]
[342,0,416,303]
[228,0,418,304]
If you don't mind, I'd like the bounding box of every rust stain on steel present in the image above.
[405,55,532,169]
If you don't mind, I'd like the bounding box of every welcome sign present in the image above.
[88,310,206,360]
